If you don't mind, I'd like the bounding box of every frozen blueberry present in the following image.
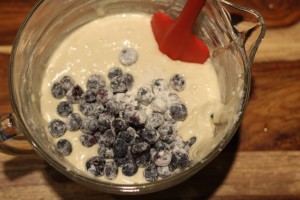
[170,103,188,121]
[170,136,185,149]
[83,90,97,103]
[104,147,114,159]
[79,102,104,116]
[56,139,72,156]
[51,82,65,99]
[170,74,186,92]
[152,150,172,167]
[57,101,73,117]
[113,138,128,158]
[98,145,106,157]
[96,88,113,103]
[164,110,176,123]
[136,86,153,106]
[86,74,106,91]
[171,147,190,169]
[167,93,181,105]
[48,119,66,138]
[128,110,147,128]
[104,99,120,116]
[104,161,118,180]
[66,113,82,131]
[80,116,98,135]
[118,127,135,143]
[60,76,75,92]
[142,129,160,145]
[119,47,138,66]
[131,141,150,157]
[154,140,170,151]
[97,112,113,133]
[112,118,128,134]
[151,79,169,94]
[122,158,138,176]
[145,113,164,130]
[151,94,168,113]
[157,166,172,178]
[66,85,84,103]
[86,156,106,177]
[184,136,197,151]
[110,74,134,93]
[144,164,158,182]
[80,134,97,147]
[108,67,123,79]
[157,122,176,144]
[135,151,151,167]
[123,73,134,89]
[100,129,116,147]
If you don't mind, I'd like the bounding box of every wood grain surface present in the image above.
[0,0,300,199]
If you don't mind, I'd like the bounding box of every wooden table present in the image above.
[0,0,299,199]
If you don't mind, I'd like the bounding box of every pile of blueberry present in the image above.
[48,48,196,182]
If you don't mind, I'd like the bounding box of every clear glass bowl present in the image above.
[4,0,265,194]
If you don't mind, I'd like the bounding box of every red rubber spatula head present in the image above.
[151,0,209,64]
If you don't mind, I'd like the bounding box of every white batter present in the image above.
[40,13,223,184]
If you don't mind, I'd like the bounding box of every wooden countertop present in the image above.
[0,0,300,199]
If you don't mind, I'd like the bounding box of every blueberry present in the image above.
[66,113,82,131]
[145,113,164,130]
[79,102,104,116]
[157,122,176,144]
[96,88,113,103]
[135,151,151,167]
[131,141,150,157]
[98,145,106,157]
[154,140,170,151]
[128,110,147,128]
[118,127,135,143]
[151,79,169,94]
[157,166,172,178]
[136,86,153,106]
[110,76,128,93]
[151,94,168,113]
[100,129,116,147]
[144,164,158,182]
[170,136,185,149]
[119,47,138,66]
[122,158,138,176]
[51,82,65,99]
[110,74,134,93]
[48,119,66,138]
[108,67,123,79]
[104,161,118,180]
[60,76,75,92]
[80,134,97,147]
[164,110,176,123]
[142,129,160,145]
[86,156,106,177]
[167,93,180,105]
[104,147,114,159]
[171,147,190,169]
[66,85,84,103]
[57,101,73,117]
[184,136,197,151]
[170,74,186,92]
[97,112,113,133]
[83,90,97,103]
[152,150,172,167]
[170,103,188,121]
[113,138,128,158]
[104,100,120,116]
[56,139,72,156]
[80,116,98,135]
[112,118,128,134]
[86,74,106,91]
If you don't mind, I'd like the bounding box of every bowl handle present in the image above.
[0,113,35,155]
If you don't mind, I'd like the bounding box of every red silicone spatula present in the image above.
[151,0,209,64]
